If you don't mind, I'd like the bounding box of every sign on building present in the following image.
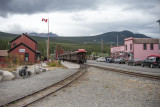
[19,49,25,52]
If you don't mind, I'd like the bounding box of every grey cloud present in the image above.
[0,0,160,38]
[7,24,32,34]
[72,13,87,21]
[102,0,160,16]
[104,0,160,9]
[123,1,160,17]
[0,0,99,17]
[79,21,160,38]
[7,24,23,34]
[1,0,160,17]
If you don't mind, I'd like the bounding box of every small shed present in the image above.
[0,50,8,63]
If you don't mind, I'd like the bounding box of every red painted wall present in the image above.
[0,57,7,67]
[9,45,36,63]
[0,57,6,62]
[11,35,37,51]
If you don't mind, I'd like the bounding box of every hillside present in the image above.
[0,30,150,44]
[0,32,54,42]
[56,30,150,45]
[0,30,150,56]
[0,31,19,40]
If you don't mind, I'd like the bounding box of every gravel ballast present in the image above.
[0,68,78,106]
[87,60,160,76]
[31,67,160,107]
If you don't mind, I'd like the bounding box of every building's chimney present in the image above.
[25,32,28,36]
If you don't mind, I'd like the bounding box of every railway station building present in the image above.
[8,33,41,63]
[111,37,159,60]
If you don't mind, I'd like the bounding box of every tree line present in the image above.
[0,38,111,57]
[0,39,10,50]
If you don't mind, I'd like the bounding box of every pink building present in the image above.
[110,45,125,59]
[110,37,159,60]
[124,37,159,60]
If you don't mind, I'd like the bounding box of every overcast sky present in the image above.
[0,0,160,37]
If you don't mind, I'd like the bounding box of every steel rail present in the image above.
[87,64,160,80]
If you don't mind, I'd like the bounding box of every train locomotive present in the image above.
[59,49,87,63]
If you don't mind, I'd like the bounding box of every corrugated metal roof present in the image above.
[0,50,8,56]
[133,38,159,44]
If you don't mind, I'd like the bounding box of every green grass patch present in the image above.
[47,60,63,67]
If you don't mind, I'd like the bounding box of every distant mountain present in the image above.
[0,31,19,40]
[29,32,58,37]
[57,30,150,45]
[0,30,150,46]
[92,30,150,43]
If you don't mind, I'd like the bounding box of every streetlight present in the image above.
[157,19,160,53]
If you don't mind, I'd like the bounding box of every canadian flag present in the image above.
[42,18,48,22]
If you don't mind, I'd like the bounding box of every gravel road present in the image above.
[0,68,78,106]
[31,67,160,107]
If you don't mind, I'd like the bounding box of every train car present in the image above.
[59,49,87,63]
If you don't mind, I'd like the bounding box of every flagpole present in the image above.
[48,18,49,61]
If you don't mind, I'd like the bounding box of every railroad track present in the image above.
[2,64,159,107]
[87,64,160,80]
[2,64,88,107]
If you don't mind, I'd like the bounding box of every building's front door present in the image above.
[25,53,29,62]
[37,53,40,61]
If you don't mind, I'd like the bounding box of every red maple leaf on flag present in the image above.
[42,18,48,22]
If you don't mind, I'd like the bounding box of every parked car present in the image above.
[141,55,160,68]
[109,58,114,63]
[114,58,125,64]
[127,59,142,66]
[97,57,106,62]
[105,57,114,63]
[114,58,120,64]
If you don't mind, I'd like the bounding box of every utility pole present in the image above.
[101,39,104,53]
[117,35,118,46]
[157,19,160,54]
[47,18,49,61]
[46,40,48,59]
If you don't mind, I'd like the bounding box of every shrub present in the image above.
[58,60,61,65]
[50,62,56,67]
[16,54,20,65]
[47,60,62,67]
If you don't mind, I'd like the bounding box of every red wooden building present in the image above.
[0,50,8,62]
[8,33,41,63]
[0,50,8,67]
